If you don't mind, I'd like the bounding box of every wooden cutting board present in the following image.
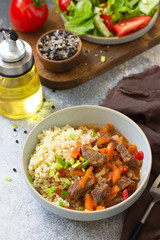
[15,7,160,90]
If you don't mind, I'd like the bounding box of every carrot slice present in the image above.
[112,165,118,171]
[107,171,113,181]
[91,174,96,186]
[128,144,137,154]
[71,148,81,159]
[96,205,105,210]
[106,161,112,170]
[85,193,94,211]
[99,148,106,154]
[112,168,121,184]
[110,185,120,194]
[71,169,85,177]
[118,136,123,143]
[98,138,110,146]
[115,159,122,167]
[79,166,93,188]
[106,192,117,201]
[99,123,113,134]
[76,141,82,149]
[106,142,114,159]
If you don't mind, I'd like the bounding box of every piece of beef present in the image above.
[116,143,136,166]
[117,176,134,191]
[91,177,110,203]
[111,194,123,204]
[81,145,108,167]
[95,167,109,180]
[126,169,140,181]
[69,199,83,210]
[68,177,94,200]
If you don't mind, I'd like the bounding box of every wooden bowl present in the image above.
[36,29,82,73]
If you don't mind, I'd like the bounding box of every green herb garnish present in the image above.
[56,155,65,167]
[62,183,68,189]
[50,169,56,177]
[70,134,75,140]
[56,154,62,159]
[78,207,84,211]
[92,131,96,137]
[13,123,18,129]
[79,156,85,162]
[101,56,106,63]
[56,163,63,170]
[33,115,38,120]
[70,158,75,166]
[58,159,65,167]
[60,191,69,198]
[28,175,33,183]
[82,168,86,173]
[72,161,81,169]
[58,201,63,207]
[82,160,90,167]
[64,161,69,169]
[45,186,58,197]
[4,177,12,181]
[64,178,71,185]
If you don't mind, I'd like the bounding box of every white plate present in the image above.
[61,10,159,45]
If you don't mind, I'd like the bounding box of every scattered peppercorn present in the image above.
[43,98,46,102]
[16,140,19,143]
[24,130,28,134]
[85,49,90,55]
[51,105,55,109]
[13,128,17,132]
[13,168,17,172]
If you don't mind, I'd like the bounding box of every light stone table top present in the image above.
[1,1,160,240]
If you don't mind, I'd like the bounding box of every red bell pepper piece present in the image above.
[59,168,67,177]
[122,188,128,200]
[134,151,144,160]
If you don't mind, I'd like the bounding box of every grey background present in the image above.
[1,1,160,240]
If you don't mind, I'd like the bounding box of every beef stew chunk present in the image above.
[91,178,110,203]
[81,145,108,167]
[116,143,136,167]
[68,177,94,200]
[95,167,109,180]
[127,169,140,181]
[117,176,134,191]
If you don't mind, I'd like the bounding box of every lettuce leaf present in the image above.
[106,0,159,23]
[64,0,95,35]
[106,0,142,22]
[65,18,94,35]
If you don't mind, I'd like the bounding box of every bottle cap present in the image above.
[0,29,34,77]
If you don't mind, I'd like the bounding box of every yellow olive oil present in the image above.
[0,65,43,119]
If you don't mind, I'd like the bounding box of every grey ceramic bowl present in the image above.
[22,105,152,221]
[61,9,159,45]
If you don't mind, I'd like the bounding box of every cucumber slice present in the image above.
[94,14,113,37]
[139,0,159,15]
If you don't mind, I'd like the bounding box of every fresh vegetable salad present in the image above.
[28,123,144,211]
[54,0,159,37]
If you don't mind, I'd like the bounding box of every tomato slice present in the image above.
[113,16,151,37]
[100,3,115,33]
[58,0,71,13]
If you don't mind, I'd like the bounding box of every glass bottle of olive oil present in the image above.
[0,29,43,119]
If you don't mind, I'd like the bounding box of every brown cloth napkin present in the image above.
[100,66,160,240]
